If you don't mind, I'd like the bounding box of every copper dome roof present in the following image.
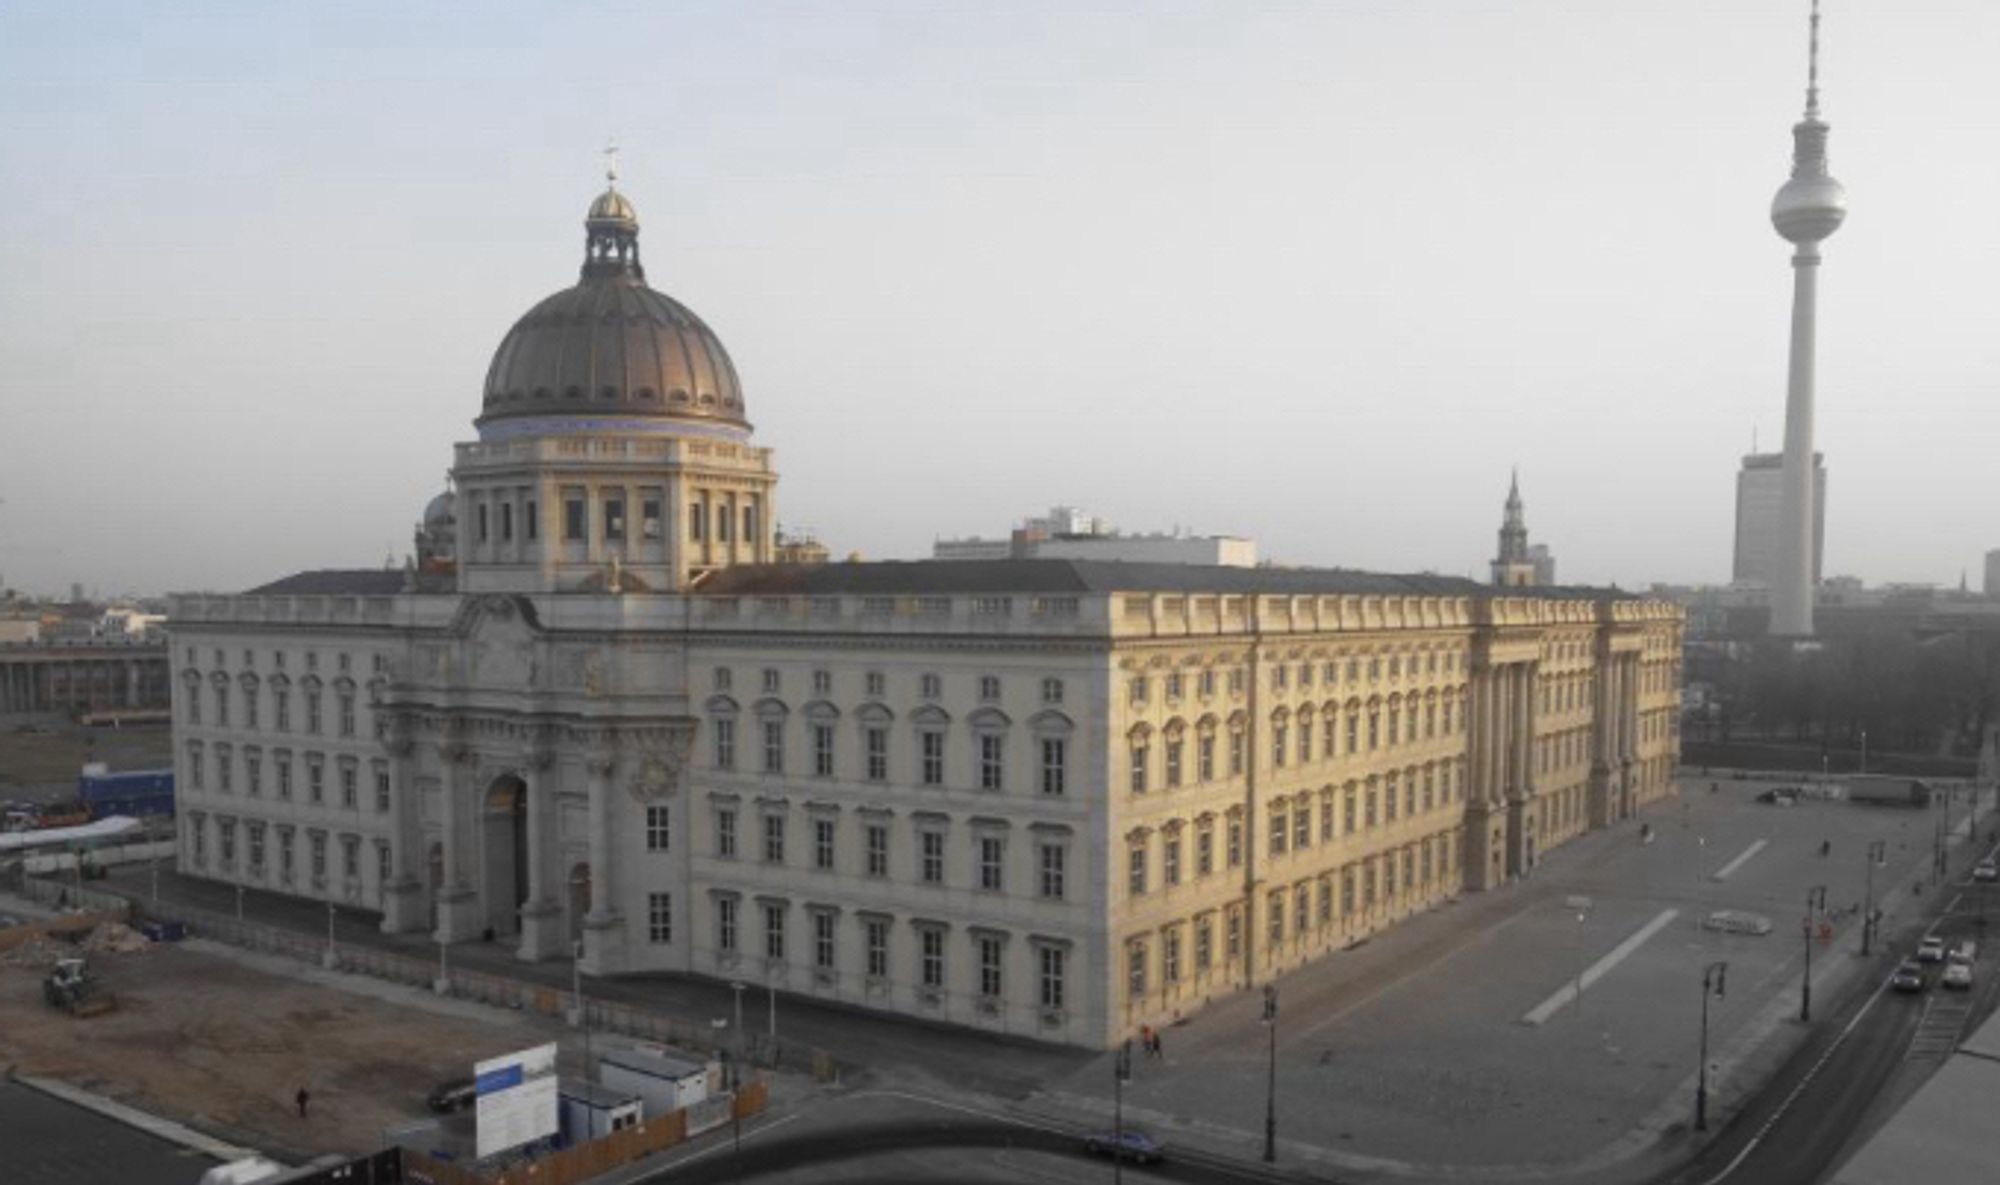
[478,187,745,429]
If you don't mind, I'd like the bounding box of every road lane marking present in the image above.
[1521,908,1680,1026]
[1698,970,1894,1185]
[1709,839,1768,882]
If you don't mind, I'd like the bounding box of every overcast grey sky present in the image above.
[1,1,1994,598]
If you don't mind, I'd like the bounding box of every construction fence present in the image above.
[400,1080,767,1185]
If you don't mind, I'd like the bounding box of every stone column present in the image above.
[516,743,562,962]
[378,722,429,934]
[1462,664,1496,892]
[582,744,626,975]
[434,734,483,943]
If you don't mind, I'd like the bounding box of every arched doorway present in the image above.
[482,776,529,937]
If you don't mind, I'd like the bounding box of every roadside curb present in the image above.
[10,1069,260,1163]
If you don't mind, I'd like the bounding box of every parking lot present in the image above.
[1028,776,1988,1176]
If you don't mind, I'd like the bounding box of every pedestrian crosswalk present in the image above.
[1908,993,1974,1060]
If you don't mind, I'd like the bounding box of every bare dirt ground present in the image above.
[0,933,565,1160]
[0,718,173,800]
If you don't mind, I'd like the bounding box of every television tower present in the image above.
[1769,0,1846,637]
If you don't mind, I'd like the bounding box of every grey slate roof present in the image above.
[244,569,407,596]
[698,559,1635,601]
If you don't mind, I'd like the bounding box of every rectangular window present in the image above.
[689,499,705,541]
[866,824,888,878]
[979,836,1004,891]
[814,817,835,870]
[245,750,262,797]
[1039,843,1066,899]
[1365,786,1378,829]
[1342,866,1357,915]
[274,692,289,733]
[215,686,229,726]
[717,897,738,952]
[1321,790,1335,841]
[1128,844,1147,896]
[1299,719,1313,764]
[979,936,1003,999]
[921,832,945,884]
[307,759,324,804]
[716,808,737,858]
[305,690,321,734]
[1272,722,1287,768]
[717,504,732,543]
[1127,941,1147,998]
[646,805,672,852]
[1197,825,1214,877]
[1164,927,1182,984]
[1164,835,1182,886]
[1227,815,1243,868]
[1041,677,1063,704]
[525,498,537,541]
[763,903,786,960]
[762,720,784,773]
[1198,734,1215,782]
[1227,908,1243,961]
[1268,891,1285,946]
[216,746,233,792]
[340,764,357,809]
[642,496,662,540]
[565,495,587,541]
[1269,812,1287,857]
[865,726,890,781]
[1129,740,1149,794]
[338,693,356,737]
[500,500,513,541]
[762,814,785,864]
[713,717,735,769]
[309,831,326,880]
[248,823,266,872]
[1295,884,1310,935]
[921,929,945,989]
[603,496,625,541]
[1166,737,1183,788]
[866,919,889,978]
[1385,777,1399,822]
[1229,730,1245,776]
[476,503,489,543]
[813,724,835,778]
[1199,669,1216,698]
[866,671,886,697]
[1040,946,1066,1009]
[979,734,1004,791]
[649,893,672,944]
[813,911,835,969]
[375,766,392,813]
[276,755,292,799]
[1166,672,1183,700]
[242,686,258,730]
[920,673,941,699]
[920,732,945,786]
[219,820,235,866]
[1294,804,1311,849]
[1129,676,1148,706]
[1039,737,1066,796]
[1195,917,1213,970]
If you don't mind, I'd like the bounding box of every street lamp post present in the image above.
[1859,731,1868,776]
[1696,961,1728,1132]
[1112,1039,1133,1185]
[1568,896,1594,1016]
[1862,841,1886,956]
[1261,984,1278,1164]
[323,901,338,970]
[1800,885,1827,1022]
[574,938,593,1079]
[730,981,747,1083]
[235,881,245,923]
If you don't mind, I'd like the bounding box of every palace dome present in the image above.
[478,185,745,430]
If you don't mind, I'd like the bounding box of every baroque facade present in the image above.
[168,179,1683,1049]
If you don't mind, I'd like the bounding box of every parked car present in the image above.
[1891,961,1928,993]
[1974,862,1997,883]
[1917,935,1947,963]
[425,1077,478,1114]
[1083,1129,1165,1165]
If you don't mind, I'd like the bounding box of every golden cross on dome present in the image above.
[603,140,620,187]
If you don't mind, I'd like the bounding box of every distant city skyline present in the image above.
[3,2,1997,596]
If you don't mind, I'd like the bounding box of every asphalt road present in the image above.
[630,1091,1291,1185]
[1654,861,2000,1185]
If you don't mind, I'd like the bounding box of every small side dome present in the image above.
[587,187,638,229]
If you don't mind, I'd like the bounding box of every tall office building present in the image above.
[1768,0,1847,635]
[1984,550,2000,598]
[1733,452,1825,587]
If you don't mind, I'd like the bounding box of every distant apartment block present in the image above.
[1733,452,1825,587]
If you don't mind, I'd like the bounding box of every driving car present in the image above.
[1917,935,1947,963]
[1943,959,1974,990]
[1891,960,1928,993]
[1083,1129,1165,1165]
[1975,861,1997,883]
[425,1077,478,1114]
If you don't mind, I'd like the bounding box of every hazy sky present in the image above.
[3,2,1996,598]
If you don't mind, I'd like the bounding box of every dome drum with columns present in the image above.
[450,175,777,595]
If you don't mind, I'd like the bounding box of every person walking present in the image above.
[1151,1029,1165,1060]
[295,1087,310,1120]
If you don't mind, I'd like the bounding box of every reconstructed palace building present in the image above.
[168,180,1684,1049]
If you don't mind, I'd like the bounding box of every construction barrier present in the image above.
[398,1090,764,1185]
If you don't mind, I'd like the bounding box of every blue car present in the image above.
[1083,1129,1165,1165]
